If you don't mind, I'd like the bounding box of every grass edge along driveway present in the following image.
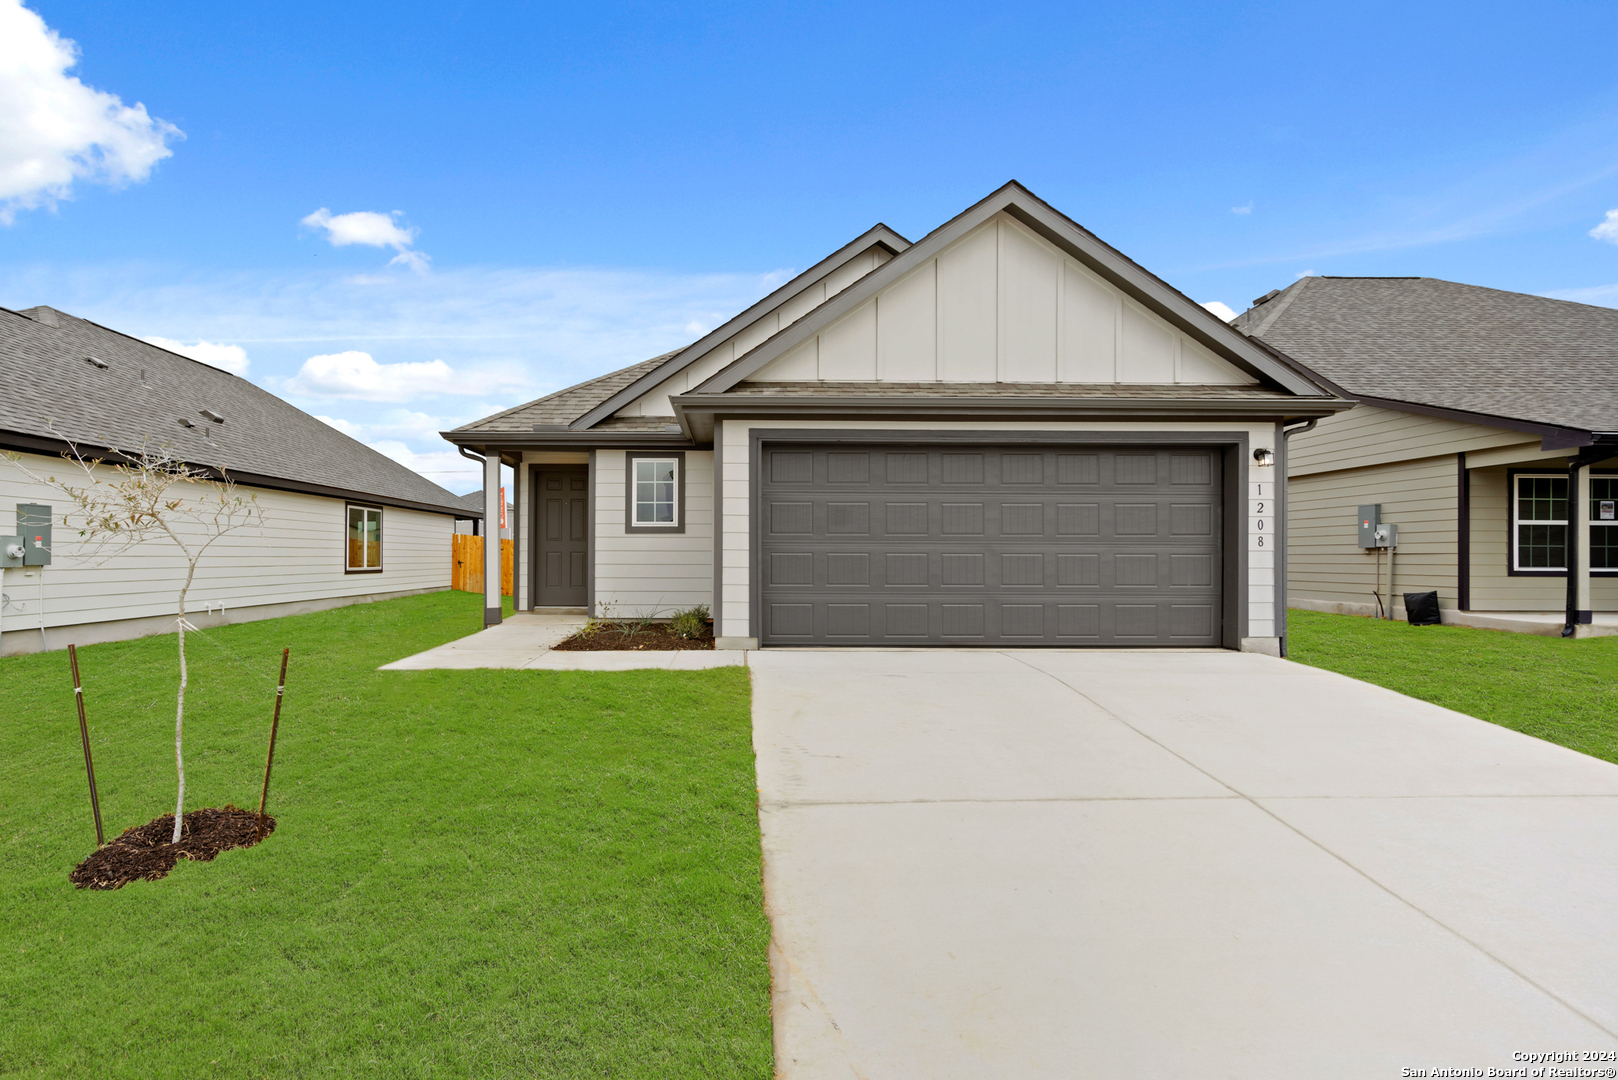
[1287,608,1618,767]
[0,590,773,1079]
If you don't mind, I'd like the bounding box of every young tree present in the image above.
[7,438,263,842]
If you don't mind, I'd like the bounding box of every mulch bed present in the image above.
[70,805,275,891]
[553,623,715,651]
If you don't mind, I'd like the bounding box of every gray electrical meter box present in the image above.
[1357,504,1381,549]
[0,535,21,568]
[17,503,51,565]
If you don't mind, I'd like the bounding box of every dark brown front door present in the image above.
[535,467,588,608]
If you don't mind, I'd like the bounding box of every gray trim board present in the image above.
[587,450,597,617]
[1272,421,1287,653]
[570,225,912,431]
[712,427,724,631]
[1458,453,1470,611]
[693,183,1334,399]
[623,451,687,534]
[746,428,1248,649]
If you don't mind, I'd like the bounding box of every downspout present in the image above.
[1565,453,1585,638]
[1276,418,1318,658]
[459,446,485,537]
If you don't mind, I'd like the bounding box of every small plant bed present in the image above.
[70,806,275,891]
[555,622,714,651]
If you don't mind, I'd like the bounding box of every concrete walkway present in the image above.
[379,611,745,670]
[751,649,1618,1078]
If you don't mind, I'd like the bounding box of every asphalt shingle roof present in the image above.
[1237,276,1618,433]
[0,306,471,515]
[451,351,681,434]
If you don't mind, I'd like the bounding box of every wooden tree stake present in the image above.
[256,648,290,843]
[68,645,104,847]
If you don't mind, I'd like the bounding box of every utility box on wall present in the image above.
[16,504,51,565]
[1357,504,1381,549]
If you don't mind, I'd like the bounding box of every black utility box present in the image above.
[1403,590,1441,627]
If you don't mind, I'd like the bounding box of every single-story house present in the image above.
[1232,276,1618,636]
[0,304,476,655]
[454,492,512,537]
[445,182,1351,653]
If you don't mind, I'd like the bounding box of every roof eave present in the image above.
[670,391,1352,443]
[568,223,914,432]
[0,428,477,518]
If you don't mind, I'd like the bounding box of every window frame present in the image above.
[344,502,384,573]
[1506,468,1618,577]
[624,451,685,534]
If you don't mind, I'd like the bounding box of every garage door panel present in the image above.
[759,443,1222,646]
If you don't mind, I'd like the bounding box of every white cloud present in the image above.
[1591,209,1618,245]
[314,414,362,437]
[301,208,430,272]
[282,349,523,402]
[0,0,181,223]
[143,335,249,375]
[1200,301,1238,322]
[314,408,457,443]
[367,440,483,492]
[1296,269,1319,278]
[1231,203,1253,215]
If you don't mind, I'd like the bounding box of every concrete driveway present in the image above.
[750,649,1618,1078]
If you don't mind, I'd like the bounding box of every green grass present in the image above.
[1287,609,1618,765]
[0,591,771,1078]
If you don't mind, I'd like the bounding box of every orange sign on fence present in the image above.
[451,534,513,596]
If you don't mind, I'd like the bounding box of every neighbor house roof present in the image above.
[0,305,474,516]
[1235,276,1618,436]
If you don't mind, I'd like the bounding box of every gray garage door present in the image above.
[758,443,1223,646]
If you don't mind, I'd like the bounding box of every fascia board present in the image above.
[671,391,1352,422]
[568,223,912,431]
[690,181,1335,398]
[446,431,701,452]
[1343,395,1596,448]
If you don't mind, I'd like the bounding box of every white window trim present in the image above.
[346,503,384,572]
[626,454,684,532]
[1511,471,1618,574]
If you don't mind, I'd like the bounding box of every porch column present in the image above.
[484,451,503,627]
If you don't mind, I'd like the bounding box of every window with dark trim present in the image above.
[1509,471,1618,574]
[624,452,685,534]
[346,504,383,571]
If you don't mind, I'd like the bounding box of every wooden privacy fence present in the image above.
[452,535,513,596]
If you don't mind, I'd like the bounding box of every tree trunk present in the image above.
[171,569,194,844]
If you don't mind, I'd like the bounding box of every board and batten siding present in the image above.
[1287,456,1459,615]
[591,449,714,616]
[0,451,453,654]
[742,214,1256,388]
[613,246,895,419]
[1288,403,1535,477]
[718,419,1278,645]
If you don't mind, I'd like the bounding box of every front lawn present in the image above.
[0,591,771,1078]
[1287,609,1618,765]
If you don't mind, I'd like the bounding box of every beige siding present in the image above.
[1287,457,1458,614]
[1468,465,1618,611]
[1289,403,1535,477]
[746,214,1256,388]
[592,449,714,615]
[0,451,452,652]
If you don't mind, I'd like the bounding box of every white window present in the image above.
[1511,472,1618,573]
[632,457,681,528]
[347,504,383,571]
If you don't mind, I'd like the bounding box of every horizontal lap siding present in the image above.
[1287,457,1458,612]
[1289,404,1534,477]
[592,450,714,616]
[0,452,452,632]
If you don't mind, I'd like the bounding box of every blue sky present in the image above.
[6,0,1618,492]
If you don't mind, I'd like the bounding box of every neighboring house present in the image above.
[453,493,512,538]
[1232,276,1618,635]
[444,182,1350,652]
[0,305,477,655]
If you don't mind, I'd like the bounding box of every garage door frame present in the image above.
[747,428,1249,649]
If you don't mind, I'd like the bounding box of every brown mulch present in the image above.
[553,623,715,651]
[69,805,276,891]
